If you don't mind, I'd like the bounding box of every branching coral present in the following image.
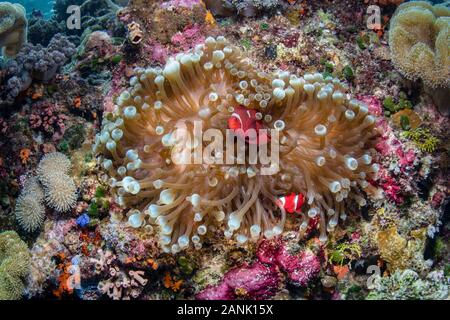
[37,152,77,212]
[15,176,46,232]
[0,2,27,57]
[95,36,379,254]
[389,1,450,88]
[0,231,31,300]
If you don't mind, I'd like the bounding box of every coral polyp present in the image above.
[95,36,379,253]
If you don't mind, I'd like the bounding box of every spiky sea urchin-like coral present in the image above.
[389,1,450,88]
[36,152,77,212]
[36,152,72,184]
[43,172,77,212]
[15,176,45,232]
[0,231,31,300]
[94,36,379,254]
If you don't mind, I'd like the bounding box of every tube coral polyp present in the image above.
[94,36,379,254]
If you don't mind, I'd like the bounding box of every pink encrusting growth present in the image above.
[197,239,320,300]
[171,24,205,52]
[29,101,68,139]
[196,262,280,300]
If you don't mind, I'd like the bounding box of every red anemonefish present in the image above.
[227,106,270,145]
[277,193,305,214]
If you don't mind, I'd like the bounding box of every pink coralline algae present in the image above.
[161,0,201,9]
[196,262,281,300]
[171,24,205,52]
[257,240,321,286]
[197,240,321,300]
[396,147,416,169]
[145,42,168,64]
[380,173,404,204]
[29,102,68,139]
[357,95,383,117]
[275,246,321,286]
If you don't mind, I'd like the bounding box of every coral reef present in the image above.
[0,0,448,302]
[204,0,281,17]
[0,34,76,106]
[389,1,450,89]
[0,231,31,300]
[0,2,27,57]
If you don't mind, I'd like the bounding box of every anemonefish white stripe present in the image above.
[231,112,244,128]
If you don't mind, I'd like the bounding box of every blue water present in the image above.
[11,0,55,19]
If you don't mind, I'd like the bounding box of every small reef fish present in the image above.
[227,105,270,145]
[277,193,305,214]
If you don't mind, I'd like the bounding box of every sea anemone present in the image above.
[94,36,379,254]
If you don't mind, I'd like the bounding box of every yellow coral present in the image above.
[389,1,450,88]
[377,226,408,271]
[0,2,27,57]
[376,225,429,272]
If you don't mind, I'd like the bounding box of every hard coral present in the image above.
[389,1,450,88]
[95,36,379,254]
[0,2,27,57]
[0,231,31,300]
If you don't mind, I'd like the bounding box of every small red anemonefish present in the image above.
[277,192,305,214]
[227,105,270,145]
